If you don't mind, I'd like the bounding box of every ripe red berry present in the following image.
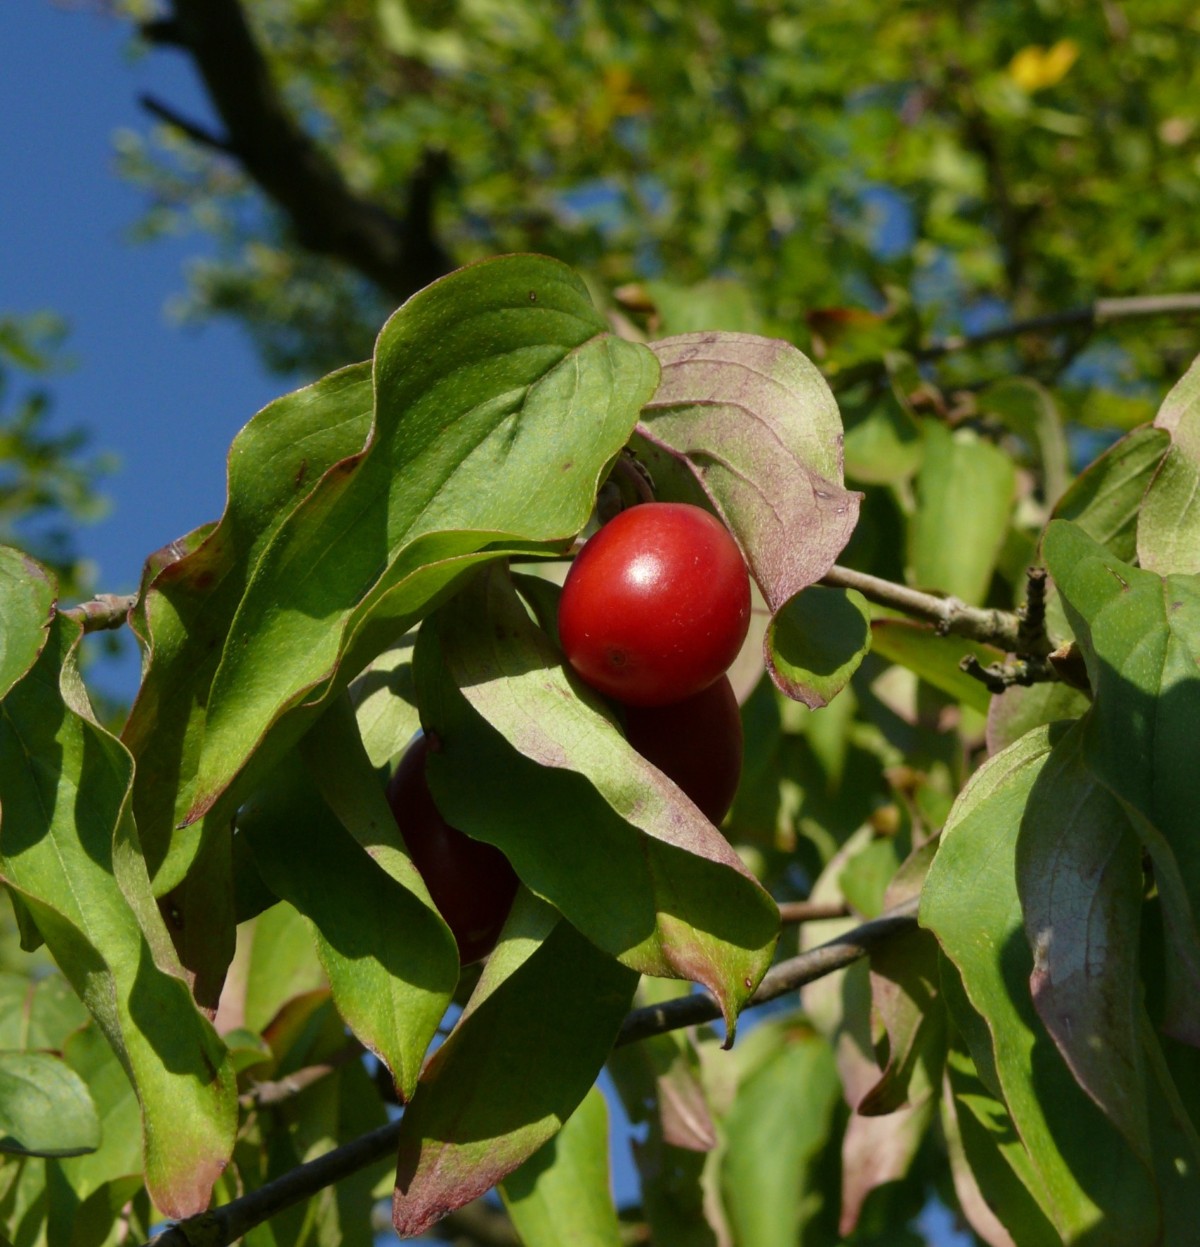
[386,736,519,965]
[623,675,744,824]
[558,502,751,707]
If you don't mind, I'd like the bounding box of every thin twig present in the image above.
[777,900,851,924]
[145,900,920,1247]
[832,292,1200,389]
[148,0,452,300]
[820,565,1034,652]
[918,293,1200,362]
[959,652,1060,694]
[60,594,137,633]
[240,1042,363,1109]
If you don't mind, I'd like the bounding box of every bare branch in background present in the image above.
[142,0,453,302]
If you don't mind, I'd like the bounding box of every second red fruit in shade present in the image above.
[622,674,744,824]
[386,735,519,965]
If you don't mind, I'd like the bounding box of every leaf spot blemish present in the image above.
[294,459,308,489]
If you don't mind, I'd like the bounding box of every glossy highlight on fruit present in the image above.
[558,502,751,707]
[386,735,519,965]
[623,675,744,824]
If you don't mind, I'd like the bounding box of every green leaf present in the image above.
[1050,425,1169,562]
[0,547,54,702]
[391,890,639,1238]
[642,279,764,335]
[910,422,1015,604]
[639,332,860,613]
[191,255,659,826]
[241,901,326,1036]
[1139,1019,1200,1241]
[1015,721,1150,1165]
[0,1053,98,1159]
[1033,532,1200,1053]
[500,1086,624,1247]
[0,974,88,1054]
[921,724,1159,1242]
[416,565,779,1036]
[841,836,945,1223]
[1114,801,1200,1048]
[60,1024,142,1198]
[766,585,871,708]
[1139,355,1200,575]
[237,727,457,1100]
[156,815,236,1014]
[842,396,924,485]
[976,377,1069,507]
[985,680,1091,756]
[858,923,946,1116]
[719,1019,840,1247]
[840,1099,934,1238]
[266,1057,390,1247]
[123,361,376,890]
[0,1155,49,1247]
[869,619,1000,714]
[0,616,236,1217]
[1043,521,1200,916]
[942,1044,1060,1247]
[348,633,420,769]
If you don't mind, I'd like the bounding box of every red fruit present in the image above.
[386,736,518,965]
[623,675,744,824]
[558,502,751,707]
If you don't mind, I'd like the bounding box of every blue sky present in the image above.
[2,2,283,699]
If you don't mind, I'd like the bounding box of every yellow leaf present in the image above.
[1008,39,1079,92]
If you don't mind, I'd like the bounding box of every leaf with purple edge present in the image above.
[766,585,871,708]
[1015,720,1151,1166]
[638,332,861,615]
[0,616,236,1218]
[922,723,1158,1243]
[391,890,637,1238]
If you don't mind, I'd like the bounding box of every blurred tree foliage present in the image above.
[117,0,1200,392]
[0,314,113,602]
